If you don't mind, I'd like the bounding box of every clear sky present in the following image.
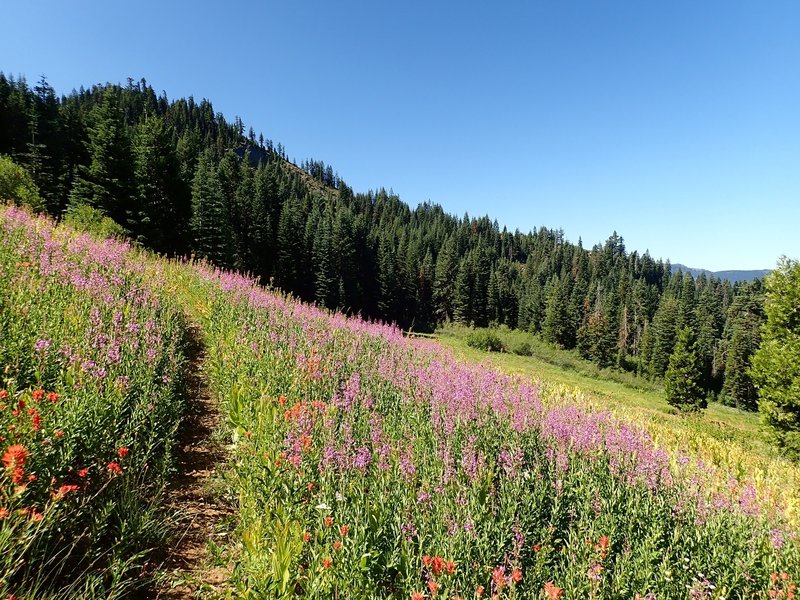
[2,1,798,270]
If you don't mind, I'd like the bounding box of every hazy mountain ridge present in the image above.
[671,264,770,283]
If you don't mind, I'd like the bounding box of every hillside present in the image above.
[1,205,797,599]
[0,74,770,413]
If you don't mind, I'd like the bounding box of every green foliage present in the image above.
[64,203,126,238]
[512,340,533,356]
[190,149,231,266]
[465,329,505,352]
[752,258,800,459]
[0,154,43,210]
[665,327,706,412]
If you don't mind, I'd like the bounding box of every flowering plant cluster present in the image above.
[189,254,799,599]
[0,206,188,597]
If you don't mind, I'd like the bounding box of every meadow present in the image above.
[1,205,798,598]
[172,257,799,598]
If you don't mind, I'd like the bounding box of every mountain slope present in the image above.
[671,263,770,283]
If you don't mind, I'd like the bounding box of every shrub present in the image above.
[465,330,505,352]
[512,341,533,356]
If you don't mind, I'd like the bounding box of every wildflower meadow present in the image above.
[1,204,798,598]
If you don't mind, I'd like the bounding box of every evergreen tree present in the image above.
[132,116,188,252]
[433,235,458,321]
[751,258,800,459]
[190,149,230,266]
[664,327,706,412]
[69,91,134,227]
[542,275,572,348]
[649,297,680,377]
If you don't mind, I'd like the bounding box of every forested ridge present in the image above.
[0,73,765,409]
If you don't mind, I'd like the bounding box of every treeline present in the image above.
[0,73,763,410]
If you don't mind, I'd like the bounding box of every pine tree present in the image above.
[751,258,800,459]
[664,327,706,412]
[542,275,572,348]
[190,149,231,266]
[453,254,474,326]
[433,235,458,322]
[649,297,680,377]
[69,90,134,228]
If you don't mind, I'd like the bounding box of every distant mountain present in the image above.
[671,264,770,283]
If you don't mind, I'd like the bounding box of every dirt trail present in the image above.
[156,326,232,598]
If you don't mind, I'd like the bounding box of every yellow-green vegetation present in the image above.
[439,323,800,526]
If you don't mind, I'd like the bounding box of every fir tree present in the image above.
[190,149,230,266]
[664,327,706,412]
[751,258,800,459]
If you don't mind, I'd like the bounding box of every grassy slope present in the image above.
[436,324,800,521]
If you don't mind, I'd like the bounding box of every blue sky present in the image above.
[2,1,798,270]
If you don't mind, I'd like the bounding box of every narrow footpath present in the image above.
[156,325,233,599]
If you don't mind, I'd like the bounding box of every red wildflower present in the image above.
[324,516,333,527]
[445,560,456,575]
[30,411,42,431]
[54,484,80,500]
[78,468,88,477]
[27,474,36,482]
[511,568,523,583]
[475,585,484,597]
[54,430,64,438]
[0,507,8,519]
[303,531,312,542]
[533,543,541,552]
[47,392,59,403]
[117,447,129,458]
[322,557,332,569]
[339,524,349,537]
[492,566,506,591]
[31,390,44,402]
[3,444,29,469]
[24,507,43,522]
[107,462,122,476]
[431,556,444,576]
[11,468,25,484]
[307,482,315,491]
[595,535,610,558]
[411,593,424,600]
[333,540,342,551]
[422,555,433,568]
[0,390,8,399]
[244,431,252,439]
[427,579,439,596]
[544,581,564,600]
